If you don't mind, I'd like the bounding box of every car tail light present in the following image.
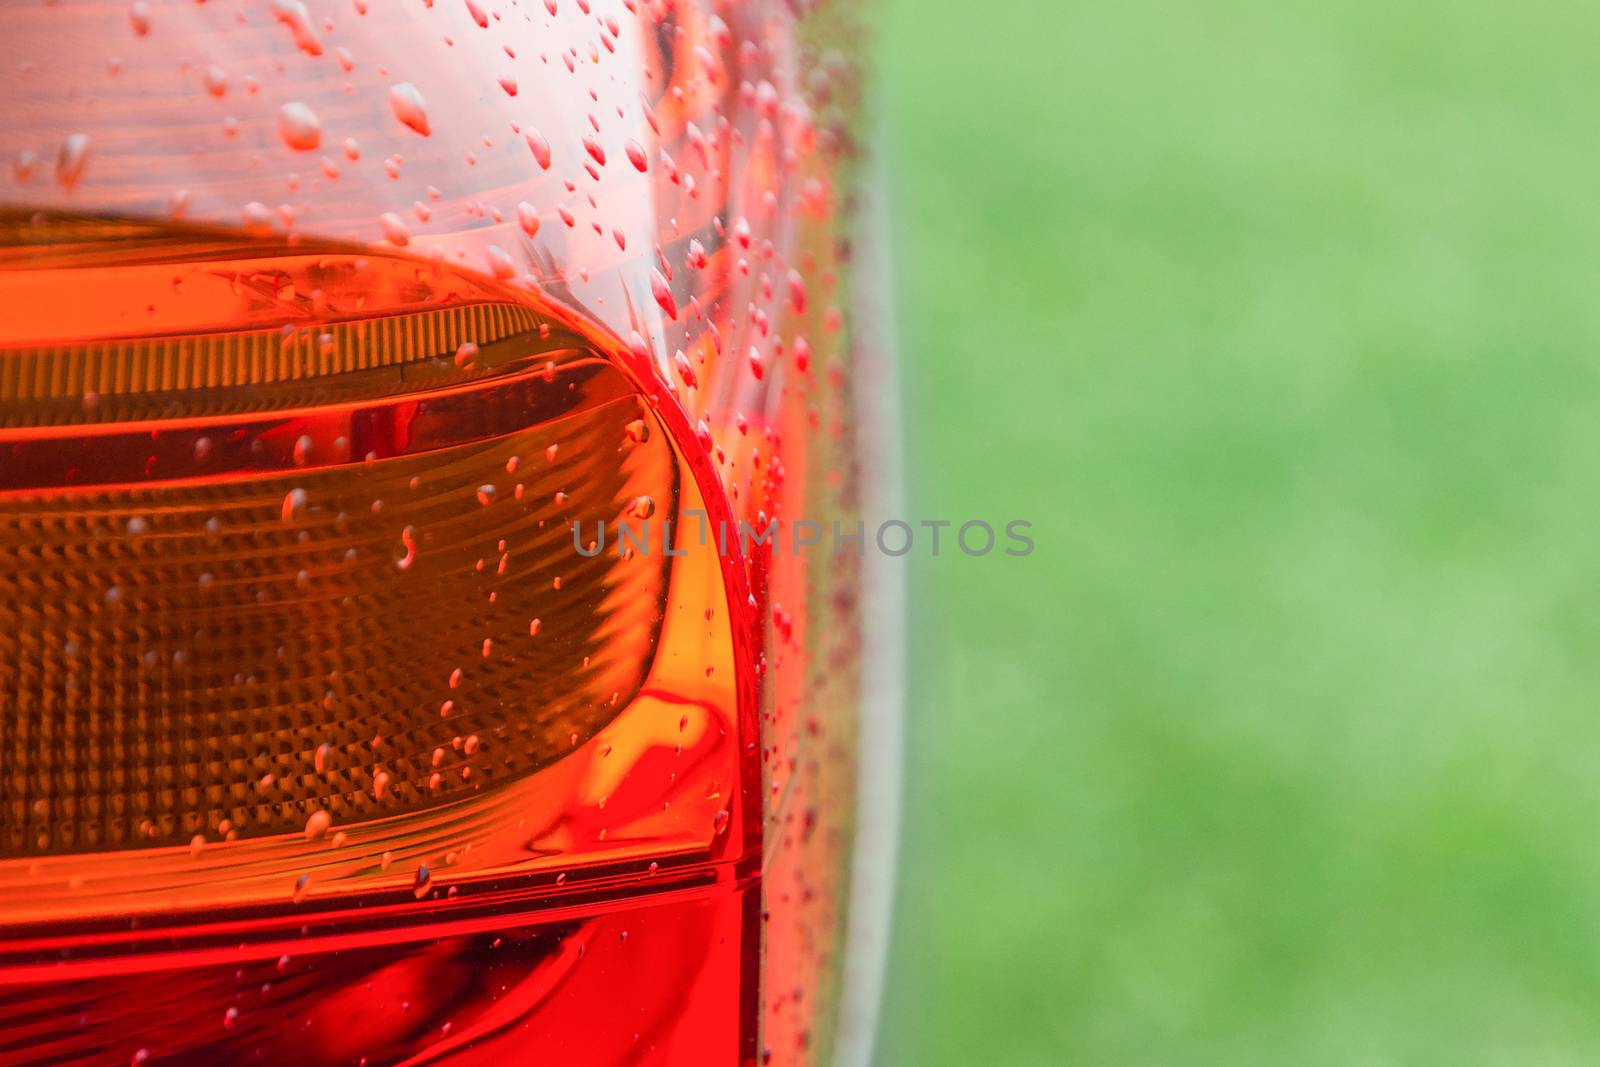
[0,2,883,1065]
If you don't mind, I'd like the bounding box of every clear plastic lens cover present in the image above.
[0,1,876,1063]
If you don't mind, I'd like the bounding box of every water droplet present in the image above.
[281,487,307,522]
[397,525,417,570]
[517,200,540,237]
[271,0,325,56]
[277,102,321,151]
[454,341,480,369]
[650,268,677,319]
[787,269,807,314]
[624,139,648,172]
[56,134,90,190]
[242,201,274,236]
[673,350,697,388]
[525,129,551,169]
[582,134,606,166]
[486,244,517,279]
[304,809,331,842]
[129,1,151,36]
[413,863,432,898]
[389,82,431,136]
[498,74,518,96]
[465,0,489,27]
[378,211,412,246]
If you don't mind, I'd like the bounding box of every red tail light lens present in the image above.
[0,1,879,1064]
[0,210,756,1063]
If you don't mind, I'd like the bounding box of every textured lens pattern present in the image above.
[0,211,588,428]
[0,217,681,859]
[0,390,674,856]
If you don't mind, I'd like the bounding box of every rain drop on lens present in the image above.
[0,1,876,1062]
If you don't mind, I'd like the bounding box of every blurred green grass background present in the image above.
[874,1,1600,1064]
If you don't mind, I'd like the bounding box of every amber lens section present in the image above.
[0,213,742,929]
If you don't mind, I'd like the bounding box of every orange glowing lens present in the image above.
[0,212,755,1063]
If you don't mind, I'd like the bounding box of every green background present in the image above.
[874,1,1600,1063]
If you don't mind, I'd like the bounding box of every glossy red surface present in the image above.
[1,885,757,1064]
[0,1,872,1063]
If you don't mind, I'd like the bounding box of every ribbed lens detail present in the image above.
[1,391,674,856]
[0,216,740,929]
